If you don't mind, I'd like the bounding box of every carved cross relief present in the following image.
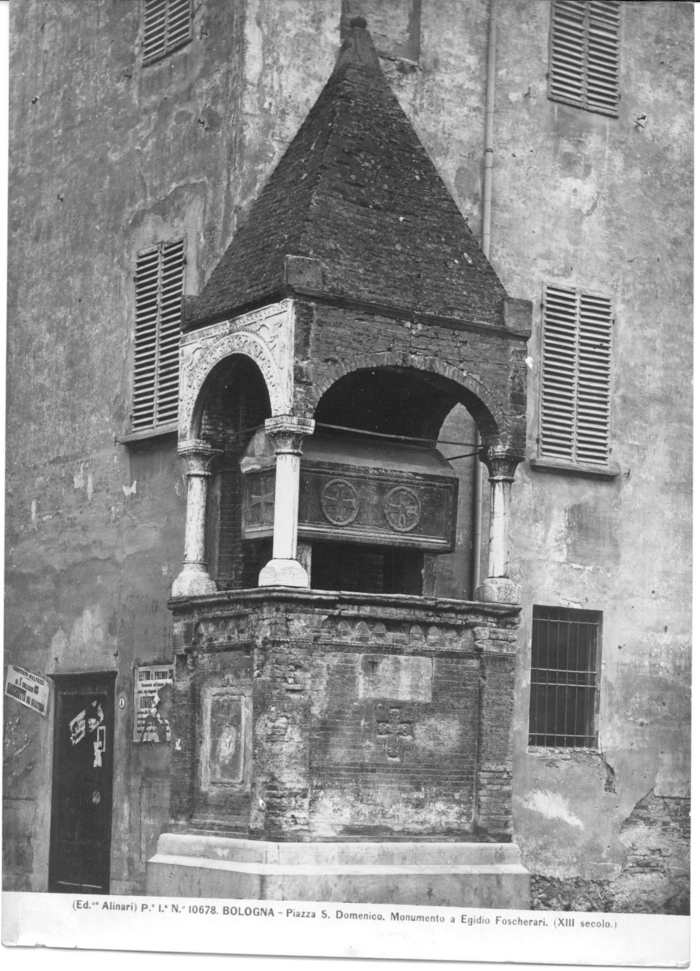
[249,479,275,525]
[375,704,414,761]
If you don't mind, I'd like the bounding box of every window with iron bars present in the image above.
[132,238,184,432]
[548,1,621,117]
[143,0,193,65]
[528,605,601,748]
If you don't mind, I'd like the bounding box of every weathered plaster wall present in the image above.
[4,0,344,896]
[491,0,693,913]
[5,0,691,910]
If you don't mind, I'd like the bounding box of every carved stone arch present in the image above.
[180,331,292,440]
[309,351,507,440]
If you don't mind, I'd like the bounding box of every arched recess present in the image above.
[307,352,507,445]
[181,325,292,441]
[195,354,272,589]
[307,362,497,600]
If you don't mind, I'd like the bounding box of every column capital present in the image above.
[177,439,223,476]
[480,447,523,482]
[264,416,315,455]
[475,578,522,606]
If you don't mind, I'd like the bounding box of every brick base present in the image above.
[167,589,521,845]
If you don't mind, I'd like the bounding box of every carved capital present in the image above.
[264,416,315,455]
[481,447,523,482]
[177,440,223,477]
[475,577,522,606]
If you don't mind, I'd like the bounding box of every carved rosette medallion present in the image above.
[321,479,359,526]
[384,486,421,532]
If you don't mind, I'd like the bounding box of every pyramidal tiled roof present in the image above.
[185,20,507,330]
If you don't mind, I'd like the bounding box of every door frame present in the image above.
[48,671,117,894]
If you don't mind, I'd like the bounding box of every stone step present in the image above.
[147,835,530,908]
[153,833,525,867]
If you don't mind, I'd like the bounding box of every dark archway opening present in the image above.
[309,368,483,599]
[314,368,457,440]
[199,355,272,588]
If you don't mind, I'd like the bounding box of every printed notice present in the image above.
[4,664,49,716]
[1,893,690,968]
[133,664,174,743]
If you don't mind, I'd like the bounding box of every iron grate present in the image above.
[528,605,601,748]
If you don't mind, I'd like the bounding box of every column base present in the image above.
[171,568,218,598]
[147,834,531,908]
[475,577,521,605]
[259,558,310,588]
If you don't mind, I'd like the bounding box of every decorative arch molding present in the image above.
[179,300,294,439]
[309,351,507,439]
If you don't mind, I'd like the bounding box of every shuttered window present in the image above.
[539,284,613,467]
[143,0,193,65]
[529,606,601,748]
[548,0,621,116]
[132,239,184,432]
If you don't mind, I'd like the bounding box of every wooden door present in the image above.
[49,673,116,894]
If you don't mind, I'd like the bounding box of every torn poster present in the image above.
[4,664,49,716]
[133,664,174,743]
[69,708,86,745]
[93,724,106,767]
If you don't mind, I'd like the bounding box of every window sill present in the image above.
[527,746,600,757]
[547,93,619,120]
[529,456,620,480]
[142,41,192,68]
[119,423,179,445]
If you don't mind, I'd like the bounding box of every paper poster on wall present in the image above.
[133,664,174,743]
[4,664,49,716]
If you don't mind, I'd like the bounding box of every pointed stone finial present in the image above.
[335,17,382,73]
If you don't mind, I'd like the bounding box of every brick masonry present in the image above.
[294,299,529,455]
[168,589,520,842]
[184,25,508,333]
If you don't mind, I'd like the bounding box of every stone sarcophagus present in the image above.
[241,431,458,552]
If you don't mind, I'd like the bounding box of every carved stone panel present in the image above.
[359,654,433,703]
[180,299,295,437]
[375,704,414,762]
[242,468,457,550]
[200,686,251,791]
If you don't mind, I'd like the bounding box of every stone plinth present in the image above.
[147,834,530,908]
[157,588,526,906]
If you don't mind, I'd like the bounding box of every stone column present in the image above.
[475,449,522,605]
[259,416,315,588]
[171,440,223,598]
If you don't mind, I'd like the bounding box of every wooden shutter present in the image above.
[132,239,184,432]
[549,1,621,117]
[540,284,613,466]
[143,0,193,65]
